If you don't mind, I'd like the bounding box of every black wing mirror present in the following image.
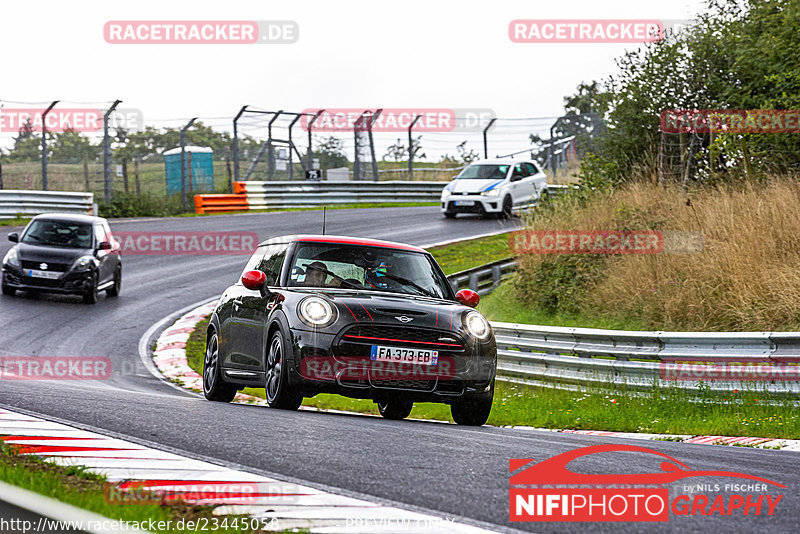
[8,232,19,243]
[98,241,113,251]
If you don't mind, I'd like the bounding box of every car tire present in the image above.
[443,211,457,219]
[82,272,98,304]
[377,400,413,420]
[106,266,121,297]
[265,330,303,410]
[500,196,513,219]
[451,382,494,426]
[203,331,237,402]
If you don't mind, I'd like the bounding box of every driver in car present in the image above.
[303,261,341,288]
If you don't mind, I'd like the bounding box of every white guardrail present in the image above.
[0,190,94,220]
[235,181,445,209]
[491,323,800,395]
[447,260,800,395]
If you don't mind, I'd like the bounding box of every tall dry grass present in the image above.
[520,177,800,331]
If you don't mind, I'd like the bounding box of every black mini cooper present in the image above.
[204,235,497,425]
[2,213,122,304]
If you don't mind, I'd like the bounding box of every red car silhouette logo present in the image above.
[510,444,785,487]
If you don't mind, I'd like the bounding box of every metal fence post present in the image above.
[41,101,59,191]
[482,118,496,159]
[408,114,422,180]
[369,109,382,181]
[306,110,323,171]
[232,105,247,184]
[180,117,197,212]
[103,100,121,202]
[267,110,283,181]
[288,114,301,180]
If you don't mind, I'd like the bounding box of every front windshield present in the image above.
[457,164,509,180]
[288,243,452,299]
[21,220,93,249]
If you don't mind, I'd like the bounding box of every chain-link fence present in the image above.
[0,101,603,211]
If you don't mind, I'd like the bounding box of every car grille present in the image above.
[447,201,486,214]
[340,325,465,353]
[21,261,70,272]
[21,276,63,288]
[372,378,437,392]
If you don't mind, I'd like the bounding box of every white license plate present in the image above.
[370,345,438,366]
[454,200,475,206]
[26,269,61,280]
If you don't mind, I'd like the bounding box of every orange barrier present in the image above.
[193,194,249,214]
[232,181,248,194]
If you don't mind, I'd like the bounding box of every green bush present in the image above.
[515,254,606,315]
[97,193,184,218]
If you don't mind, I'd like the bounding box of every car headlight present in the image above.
[2,248,20,268]
[298,296,336,327]
[481,188,500,197]
[464,311,491,339]
[70,255,96,271]
[441,186,452,199]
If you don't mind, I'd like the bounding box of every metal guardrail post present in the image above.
[491,265,502,288]
[468,272,479,291]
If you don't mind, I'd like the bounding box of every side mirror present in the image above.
[510,174,522,182]
[8,232,19,243]
[98,241,113,251]
[242,270,272,297]
[456,289,480,308]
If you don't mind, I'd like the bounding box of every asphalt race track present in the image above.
[0,207,798,534]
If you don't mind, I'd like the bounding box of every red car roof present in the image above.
[295,235,426,253]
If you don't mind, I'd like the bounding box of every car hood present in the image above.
[448,179,505,194]
[315,290,471,331]
[15,243,92,264]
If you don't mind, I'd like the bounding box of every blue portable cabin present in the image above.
[164,146,214,196]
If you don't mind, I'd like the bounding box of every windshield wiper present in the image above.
[376,272,436,298]
[303,263,362,290]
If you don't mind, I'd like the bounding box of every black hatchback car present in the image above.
[2,214,122,304]
[204,235,497,425]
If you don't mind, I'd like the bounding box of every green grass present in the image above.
[0,441,261,533]
[184,315,799,438]
[0,217,31,227]
[428,233,511,275]
[477,279,650,330]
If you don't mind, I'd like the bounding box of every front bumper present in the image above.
[2,265,93,295]
[441,195,501,214]
[287,325,497,402]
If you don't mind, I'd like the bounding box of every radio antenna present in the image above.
[322,207,326,235]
